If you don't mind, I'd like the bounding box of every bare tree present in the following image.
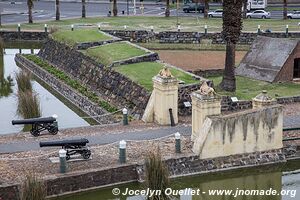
[82,0,86,18]
[113,0,118,16]
[219,0,243,92]
[27,0,34,23]
[283,0,288,20]
[165,0,170,17]
[56,0,60,21]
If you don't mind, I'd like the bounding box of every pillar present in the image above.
[252,90,276,108]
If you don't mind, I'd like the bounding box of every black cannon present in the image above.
[40,138,91,160]
[12,116,58,137]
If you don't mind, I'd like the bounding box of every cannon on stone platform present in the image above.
[40,138,91,160]
[12,116,58,137]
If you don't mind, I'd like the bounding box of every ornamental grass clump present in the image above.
[145,149,170,200]
[17,91,41,119]
[20,173,46,200]
[15,71,32,93]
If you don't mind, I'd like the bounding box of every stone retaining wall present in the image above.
[0,31,48,41]
[1,147,292,200]
[103,30,156,43]
[15,54,117,124]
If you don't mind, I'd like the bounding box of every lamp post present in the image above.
[133,0,136,15]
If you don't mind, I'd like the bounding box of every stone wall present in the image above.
[1,146,297,199]
[0,31,48,41]
[38,39,151,117]
[190,69,224,78]
[15,54,117,124]
[103,30,156,43]
[193,105,283,159]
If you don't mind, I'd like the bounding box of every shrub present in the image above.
[16,71,32,93]
[17,91,41,119]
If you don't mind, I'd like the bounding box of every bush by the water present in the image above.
[145,149,170,200]
[17,91,41,119]
[21,173,46,200]
[16,71,32,92]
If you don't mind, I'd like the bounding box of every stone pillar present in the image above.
[191,90,221,141]
[253,90,276,108]
[152,72,178,125]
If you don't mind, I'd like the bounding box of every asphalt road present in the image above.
[1,0,299,25]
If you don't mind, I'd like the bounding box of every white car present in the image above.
[246,10,271,19]
[287,11,300,19]
[208,9,223,18]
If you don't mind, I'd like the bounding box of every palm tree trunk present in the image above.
[27,0,33,23]
[204,0,209,18]
[56,0,60,21]
[113,0,118,16]
[82,0,86,18]
[243,0,247,19]
[220,43,236,92]
[283,0,288,20]
[165,0,170,17]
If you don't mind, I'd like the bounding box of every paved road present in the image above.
[0,125,192,154]
[1,0,299,25]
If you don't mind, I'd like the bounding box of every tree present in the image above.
[204,0,209,18]
[56,0,60,21]
[82,0,86,18]
[27,0,34,23]
[219,0,243,92]
[283,0,288,20]
[165,0,170,17]
[113,0,118,16]
[243,0,247,19]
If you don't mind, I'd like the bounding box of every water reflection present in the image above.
[0,48,14,98]
[54,162,300,200]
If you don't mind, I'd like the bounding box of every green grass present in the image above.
[51,29,112,46]
[115,62,198,91]
[209,75,300,100]
[24,54,118,112]
[2,16,300,32]
[84,42,148,66]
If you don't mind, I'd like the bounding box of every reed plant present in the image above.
[15,71,32,93]
[17,91,41,119]
[20,173,46,200]
[144,148,170,200]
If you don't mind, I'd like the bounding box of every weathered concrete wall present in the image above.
[193,105,283,159]
[0,31,48,41]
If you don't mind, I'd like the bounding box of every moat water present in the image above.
[54,160,300,200]
[0,43,89,134]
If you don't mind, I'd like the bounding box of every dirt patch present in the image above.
[156,50,247,71]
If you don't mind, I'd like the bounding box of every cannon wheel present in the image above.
[49,126,58,135]
[82,150,91,160]
[30,129,40,137]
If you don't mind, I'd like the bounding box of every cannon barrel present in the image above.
[39,138,89,147]
[12,117,56,125]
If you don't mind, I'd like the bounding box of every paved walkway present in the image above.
[0,125,192,154]
[0,115,299,154]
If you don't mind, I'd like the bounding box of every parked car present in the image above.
[246,10,271,19]
[208,9,223,18]
[287,11,300,19]
[183,3,205,13]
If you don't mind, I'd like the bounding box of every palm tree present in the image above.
[165,0,170,17]
[113,0,117,16]
[219,0,243,92]
[56,0,60,20]
[283,0,288,20]
[204,0,209,18]
[27,0,34,23]
[82,0,86,18]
